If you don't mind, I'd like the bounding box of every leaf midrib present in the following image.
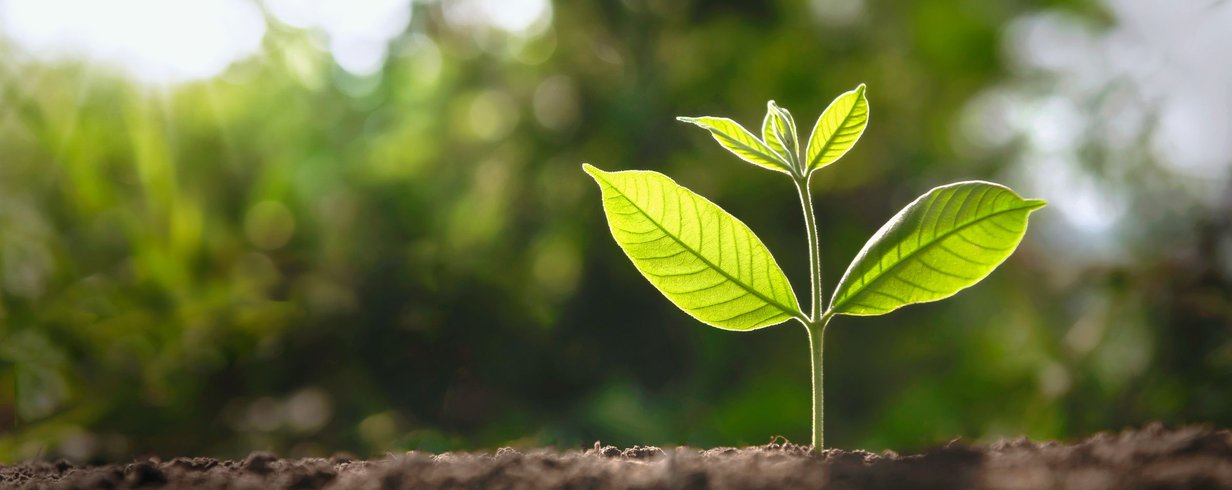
[598,173,799,319]
[713,130,791,173]
[683,117,792,173]
[808,90,865,170]
[830,202,1036,313]
[714,132,788,172]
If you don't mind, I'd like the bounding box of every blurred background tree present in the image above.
[0,0,1229,462]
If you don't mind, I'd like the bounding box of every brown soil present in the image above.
[2,424,1229,489]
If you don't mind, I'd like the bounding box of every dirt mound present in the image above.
[2,424,1228,489]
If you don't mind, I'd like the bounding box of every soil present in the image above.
[2,424,1229,489]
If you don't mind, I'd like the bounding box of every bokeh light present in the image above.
[0,0,264,82]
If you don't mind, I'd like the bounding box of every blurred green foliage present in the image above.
[0,0,1230,462]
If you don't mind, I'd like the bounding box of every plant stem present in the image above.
[792,176,823,320]
[793,173,829,451]
[801,323,821,450]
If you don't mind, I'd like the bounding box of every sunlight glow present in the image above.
[265,0,411,76]
[0,0,265,83]
[965,0,1232,260]
[1003,0,1232,182]
[442,0,553,35]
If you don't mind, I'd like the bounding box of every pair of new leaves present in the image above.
[679,84,869,177]
[584,85,1045,331]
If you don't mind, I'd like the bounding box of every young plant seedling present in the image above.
[582,84,1045,451]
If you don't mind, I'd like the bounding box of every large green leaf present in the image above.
[761,101,799,168]
[583,164,801,330]
[677,116,794,175]
[829,181,1045,316]
[805,84,869,172]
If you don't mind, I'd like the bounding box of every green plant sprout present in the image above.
[582,84,1045,451]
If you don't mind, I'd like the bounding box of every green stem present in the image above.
[803,323,821,450]
[793,173,829,451]
[792,176,823,320]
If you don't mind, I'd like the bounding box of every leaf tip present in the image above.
[581,163,605,179]
[854,83,868,96]
[1025,199,1048,211]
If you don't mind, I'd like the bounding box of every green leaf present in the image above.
[677,116,794,175]
[805,83,869,172]
[828,181,1046,316]
[583,164,801,330]
[762,101,799,168]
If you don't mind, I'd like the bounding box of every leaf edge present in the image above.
[805,83,870,172]
[582,163,804,331]
[827,180,1046,317]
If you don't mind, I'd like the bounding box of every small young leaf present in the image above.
[805,84,869,172]
[583,164,801,330]
[762,101,799,168]
[677,116,794,175]
[829,181,1045,316]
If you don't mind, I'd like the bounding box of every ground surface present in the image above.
[2,424,1229,489]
